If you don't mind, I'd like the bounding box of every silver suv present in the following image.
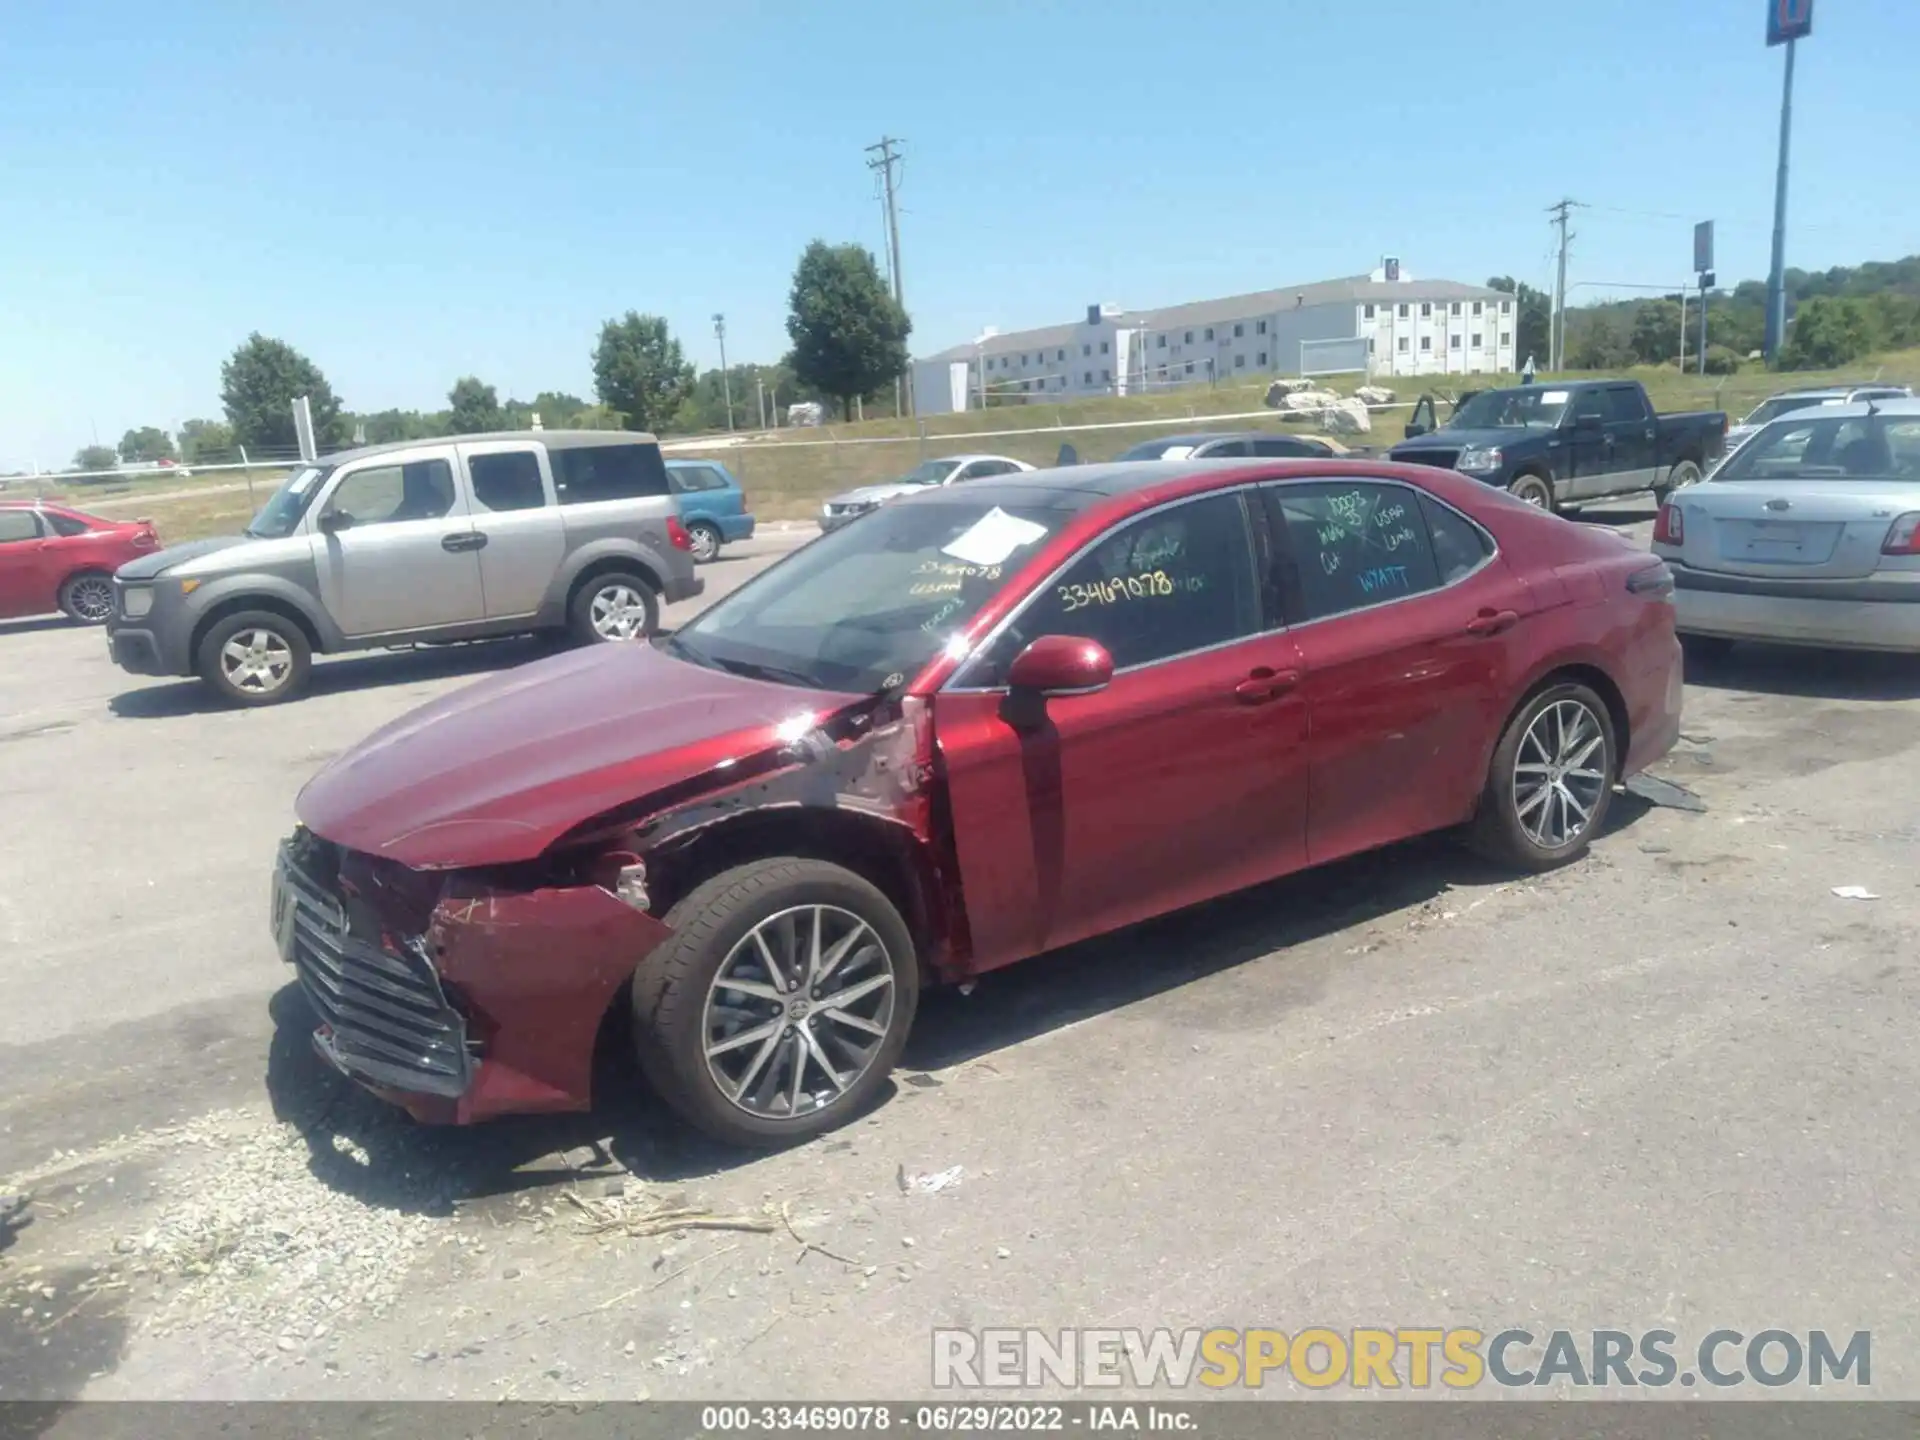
[106,430,701,706]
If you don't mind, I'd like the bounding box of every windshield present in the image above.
[671,495,1070,693]
[245,465,330,538]
[1448,387,1572,430]
[1715,414,1920,482]
[1742,395,1837,427]
[1116,438,1192,461]
[896,459,963,487]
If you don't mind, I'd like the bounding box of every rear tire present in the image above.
[569,571,660,644]
[631,858,919,1148]
[1508,472,1556,512]
[58,570,115,625]
[687,521,723,564]
[1467,682,1617,873]
[196,610,313,707]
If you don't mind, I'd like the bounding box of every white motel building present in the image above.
[910,260,1518,416]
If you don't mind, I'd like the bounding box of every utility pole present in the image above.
[1547,198,1581,372]
[712,314,733,431]
[1764,38,1800,361]
[866,136,912,417]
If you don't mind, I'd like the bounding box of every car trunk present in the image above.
[1671,479,1914,581]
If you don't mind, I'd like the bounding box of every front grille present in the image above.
[1398,449,1461,471]
[273,837,471,1098]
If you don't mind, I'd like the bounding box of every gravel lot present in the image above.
[2,507,1917,1405]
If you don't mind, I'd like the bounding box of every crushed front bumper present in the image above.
[272,834,673,1124]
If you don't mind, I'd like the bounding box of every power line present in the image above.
[866,136,911,418]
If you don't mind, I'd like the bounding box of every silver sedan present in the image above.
[1651,397,1920,655]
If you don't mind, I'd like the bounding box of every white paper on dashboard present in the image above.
[1160,445,1195,461]
[940,507,1049,566]
[1539,389,1570,404]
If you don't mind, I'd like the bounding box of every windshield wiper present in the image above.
[709,655,821,688]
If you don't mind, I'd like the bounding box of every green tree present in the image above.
[178,418,234,464]
[1779,296,1880,370]
[1567,311,1632,371]
[1702,345,1743,376]
[220,333,347,452]
[1629,299,1684,367]
[350,409,445,445]
[118,425,178,464]
[592,313,695,432]
[1487,276,1552,370]
[446,376,502,434]
[786,240,912,419]
[72,444,119,473]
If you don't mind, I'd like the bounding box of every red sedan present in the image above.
[0,501,161,624]
[275,458,1682,1146]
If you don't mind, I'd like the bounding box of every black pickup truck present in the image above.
[1387,378,1728,512]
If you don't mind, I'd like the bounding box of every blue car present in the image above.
[665,459,756,563]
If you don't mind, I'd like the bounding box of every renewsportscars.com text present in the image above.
[931,1327,1872,1391]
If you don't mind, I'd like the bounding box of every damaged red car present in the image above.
[274,458,1682,1146]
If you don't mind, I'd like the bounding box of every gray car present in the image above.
[106,430,702,705]
[1653,397,1920,655]
[818,454,1034,532]
[1722,384,1912,457]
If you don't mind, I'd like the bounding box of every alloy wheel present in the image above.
[702,904,896,1122]
[588,584,651,640]
[688,524,720,562]
[220,629,295,694]
[67,576,114,623]
[1511,699,1609,849]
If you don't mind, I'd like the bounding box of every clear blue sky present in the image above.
[3,0,1915,469]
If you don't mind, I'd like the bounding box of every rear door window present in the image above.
[1604,386,1650,424]
[1420,495,1495,584]
[1251,436,1319,458]
[468,451,548,512]
[670,465,730,493]
[1270,481,1444,621]
[1200,438,1252,457]
[554,443,671,504]
[44,511,91,537]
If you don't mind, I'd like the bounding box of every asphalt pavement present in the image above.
[2,509,1917,1405]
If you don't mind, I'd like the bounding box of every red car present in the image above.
[0,501,161,624]
[276,458,1682,1146]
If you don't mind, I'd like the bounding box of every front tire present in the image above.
[686,521,723,564]
[631,859,920,1148]
[58,571,115,625]
[569,571,659,644]
[1467,682,1617,872]
[196,610,313,707]
[1507,472,1556,511]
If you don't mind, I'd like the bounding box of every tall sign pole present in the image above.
[1694,220,1715,376]
[1763,0,1813,362]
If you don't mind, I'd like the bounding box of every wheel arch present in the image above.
[1503,657,1632,782]
[188,589,326,662]
[560,548,665,613]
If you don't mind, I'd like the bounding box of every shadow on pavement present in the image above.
[0,616,80,639]
[264,819,1645,1209]
[1684,642,1920,702]
[107,636,556,719]
[1570,503,1659,527]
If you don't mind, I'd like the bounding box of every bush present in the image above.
[1702,345,1742,376]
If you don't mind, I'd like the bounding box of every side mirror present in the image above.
[1056,443,1079,467]
[317,509,354,534]
[1000,636,1113,730]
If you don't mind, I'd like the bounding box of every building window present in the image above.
[1057,349,1066,361]
[1157,334,1166,348]
[1397,337,1409,353]
[1101,368,1111,383]
[1184,330,1193,344]
[1082,344,1091,357]
[1100,340,1109,355]
[1204,327,1214,341]
[1365,304,1376,319]
[1233,323,1244,338]
[1083,371,1093,384]
[1257,319,1268,335]
[1184,362,1194,375]
[1420,336,1431,352]
[1367,338,1376,355]
[1500,331,1512,345]
[1449,302,1461,316]
[1420,302,1432,317]
[1021,354,1029,366]
[1500,300,1512,314]
[1471,332,1483,348]
[1473,301,1484,316]
[1234,354,1245,369]
[1397,304,1408,319]
[1449,334,1461,350]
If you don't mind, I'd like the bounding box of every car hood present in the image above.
[114,535,250,580]
[830,482,927,506]
[296,641,849,870]
[1391,427,1533,456]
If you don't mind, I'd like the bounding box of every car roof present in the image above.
[321,428,660,466]
[1138,431,1312,446]
[1760,396,1920,421]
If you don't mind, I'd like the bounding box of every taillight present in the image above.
[666,516,692,551]
[1883,512,1920,556]
[1653,502,1684,546]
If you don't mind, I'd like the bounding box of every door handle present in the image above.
[1235,667,1300,703]
[441,532,488,553]
[1465,608,1519,637]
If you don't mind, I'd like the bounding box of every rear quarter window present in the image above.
[554,443,671,504]
[44,511,91,537]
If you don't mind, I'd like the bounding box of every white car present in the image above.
[1723,384,1911,458]
[818,454,1035,531]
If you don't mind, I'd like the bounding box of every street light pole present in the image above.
[1764,38,1798,362]
[713,314,734,431]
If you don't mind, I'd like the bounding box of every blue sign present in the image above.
[1767,0,1812,45]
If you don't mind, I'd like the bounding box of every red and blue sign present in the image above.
[1767,0,1812,46]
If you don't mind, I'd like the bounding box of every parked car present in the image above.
[1723,384,1912,456]
[1114,431,1338,461]
[1653,397,1920,655]
[272,454,1682,1146]
[105,431,701,707]
[0,501,160,625]
[666,459,755,563]
[1391,379,1728,512]
[819,455,1034,532]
